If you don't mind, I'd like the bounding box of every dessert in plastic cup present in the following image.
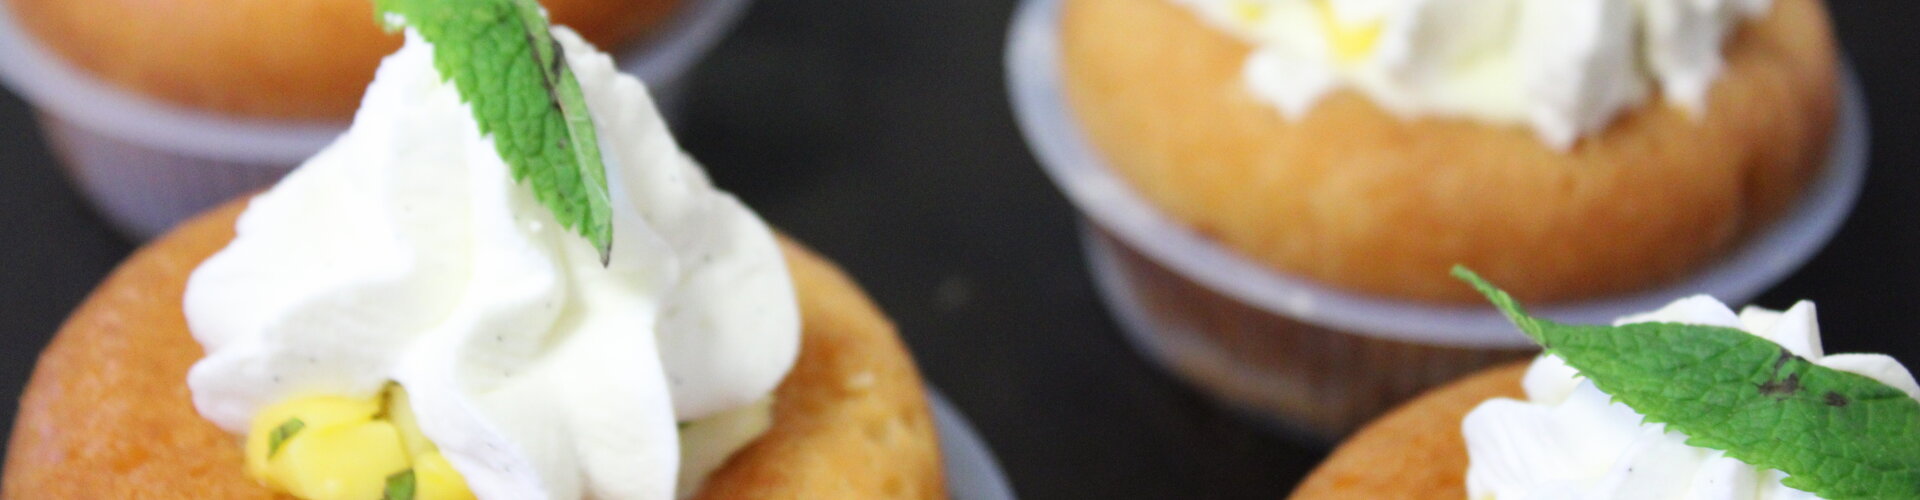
[1292,274,1920,499]
[4,7,942,499]
[1007,0,1863,439]
[5,0,683,119]
[0,0,753,239]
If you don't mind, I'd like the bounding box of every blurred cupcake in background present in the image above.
[0,0,752,238]
[1061,0,1838,302]
[7,0,678,119]
[1009,0,1862,439]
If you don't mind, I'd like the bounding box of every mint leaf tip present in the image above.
[1452,265,1545,344]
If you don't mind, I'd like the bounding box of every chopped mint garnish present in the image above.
[266,417,305,458]
[1455,266,1920,500]
[374,0,614,264]
[383,469,417,500]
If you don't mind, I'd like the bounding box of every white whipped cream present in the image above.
[1463,296,1920,500]
[1171,0,1774,148]
[182,28,799,500]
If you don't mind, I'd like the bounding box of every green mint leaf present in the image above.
[266,417,305,458]
[374,0,614,263]
[382,469,417,500]
[1454,266,1920,500]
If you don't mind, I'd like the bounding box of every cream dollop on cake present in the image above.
[182,28,798,499]
[1462,297,1920,499]
[1170,0,1773,148]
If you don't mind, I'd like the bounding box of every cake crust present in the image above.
[4,0,683,120]
[1060,0,1839,303]
[1288,362,1527,499]
[2,199,946,499]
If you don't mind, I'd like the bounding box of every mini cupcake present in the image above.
[4,5,943,498]
[1061,0,1837,302]
[1293,273,1919,498]
[1030,0,1847,437]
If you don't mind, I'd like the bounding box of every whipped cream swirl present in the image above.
[183,29,799,500]
[1463,296,1920,500]
[1171,0,1774,148]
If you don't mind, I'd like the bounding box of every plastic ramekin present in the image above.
[1007,0,1869,441]
[0,0,753,239]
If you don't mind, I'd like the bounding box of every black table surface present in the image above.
[5,1,1920,498]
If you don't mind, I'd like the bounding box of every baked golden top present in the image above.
[1289,362,1526,499]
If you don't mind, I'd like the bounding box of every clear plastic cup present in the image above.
[1006,0,1869,441]
[0,0,753,240]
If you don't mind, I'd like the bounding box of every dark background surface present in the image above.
[3,1,1918,498]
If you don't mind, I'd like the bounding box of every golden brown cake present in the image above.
[4,0,682,120]
[1288,362,1526,499]
[3,199,946,499]
[1060,0,1839,304]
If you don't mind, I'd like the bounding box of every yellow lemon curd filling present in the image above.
[1229,0,1385,63]
[242,387,778,499]
[244,387,475,500]
[1310,0,1384,63]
